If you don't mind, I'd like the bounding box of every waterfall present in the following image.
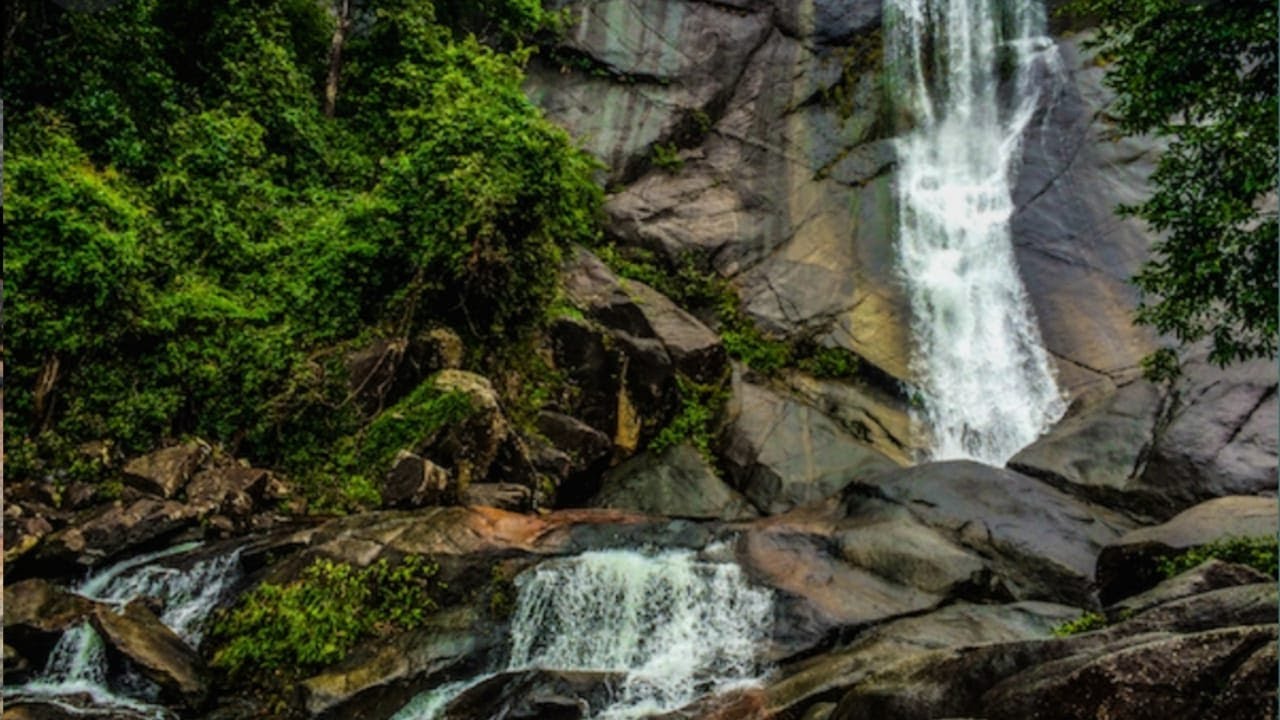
[8,543,243,719]
[394,547,774,719]
[885,0,1066,464]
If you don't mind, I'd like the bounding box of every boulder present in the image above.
[185,463,270,518]
[980,625,1277,720]
[3,579,97,671]
[35,497,198,570]
[762,601,1078,718]
[4,510,53,564]
[426,370,511,487]
[861,461,1135,607]
[90,600,206,710]
[562,246,727,385]
[299,608,496,719]
[122,441,211,499]
[1009,380,1170,517]
[590,444,759,520]
[346,329,465,416]
[1107,559,1271,622]
[442,669,622,720]
[825,576,1278,720]
[383,452,454,509]
[535,411,613,478]
[1138,353,1278,512]
[1095,495,1277,604]
[722,379,898,515]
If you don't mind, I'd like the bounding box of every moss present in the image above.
[1157,535,1278,579]
[1051,611,1107,637]
[209,555,442,683]
[358,382,473,474]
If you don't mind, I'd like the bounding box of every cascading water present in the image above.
[394,547,774,719]
[885,0,1066,464]
[8,543,243,719]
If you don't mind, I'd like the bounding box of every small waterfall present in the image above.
[9,543,243,718]
[395,547,774,719]
[885,0,1066,464]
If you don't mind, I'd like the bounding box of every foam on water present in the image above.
[394,547,774,719]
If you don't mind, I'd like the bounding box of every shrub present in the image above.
[209,555,441,681]
[1051,611,1107,637]
[1157,535,1278,580]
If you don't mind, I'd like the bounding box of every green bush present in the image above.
[209,555,441,681]
[5,0,602,481]
[1157,535,1279,580]
[649,375,728,460]
[1051,611,1107,637]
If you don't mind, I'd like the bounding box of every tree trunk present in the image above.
[323,0,351,118]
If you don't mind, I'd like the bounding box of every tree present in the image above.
[1072,0,1278,379]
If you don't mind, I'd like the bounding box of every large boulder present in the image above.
[722,378,898,515]
[35,497,199,571]
[861,461,1135,607]
[122,440,211,499]
[299,608,497,719]
[3,579,97,674]
[760,601,1079,718]
[382,452,454,509]
[1107,559,1272,622]
[442,669,623,720]
[1138,353,1278,512]
[1009,380,1170,517]
[562,246,727,385]
[1095,495,1278,604]
[90,600,207,710]
[590,444,759,520]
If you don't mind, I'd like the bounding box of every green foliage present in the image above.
[209,555,440,681]
[651,143,684,173]
[1069,0,1278,378]
[798,346,862,379]
[649,375,728,459]
[1157,535,1279,580]
[5,0,602,479]
[1051,611,1107,637]
[358,385,472,473]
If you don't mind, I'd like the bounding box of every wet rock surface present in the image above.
[590,444,758,520]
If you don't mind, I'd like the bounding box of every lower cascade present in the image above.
[395,548,774,719]
[886,0,1067,463]
[8,543,243,719]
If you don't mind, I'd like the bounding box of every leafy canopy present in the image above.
[1071,0,1278,378]
[5,0,601,493]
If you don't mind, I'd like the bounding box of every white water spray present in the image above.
[8,543,243,719]
[394,547,774,719]
[885,0,1066,463]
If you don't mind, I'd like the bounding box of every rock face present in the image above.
[90,601,207,710]
[590,444,758,520]
[722,378,899,515]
